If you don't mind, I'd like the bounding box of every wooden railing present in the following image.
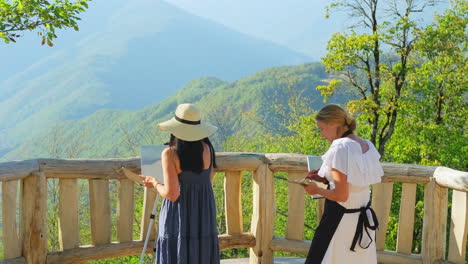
[0,153,467,264]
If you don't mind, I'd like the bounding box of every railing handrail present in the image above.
[0,153,467,264]
[1,154,466,190]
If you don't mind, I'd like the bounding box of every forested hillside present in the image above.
[0,0,310,157]
[3,62,348,161]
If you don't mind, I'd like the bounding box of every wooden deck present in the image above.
[221,257,306,263]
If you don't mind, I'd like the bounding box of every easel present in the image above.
[122,167,160,264]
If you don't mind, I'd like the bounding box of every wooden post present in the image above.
[286,172,305,240]
[21,172,47,263]
[140,187,158,241]
[224,171,243,235]
[447,190,468,264]
[118,179,134,242]
[422,179,448,263]
[89,179,111,245]
[396,183,417,254]
[2,180,22,259]
[58,178,80,250]
[249,164,275,264]
[371,182,394,251]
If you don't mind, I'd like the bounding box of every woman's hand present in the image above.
[306,169,329,184]
[139,175,160,189]
[302,181,320,195]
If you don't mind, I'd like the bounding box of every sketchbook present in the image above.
[287,155,325,199]
[140,145,166,184]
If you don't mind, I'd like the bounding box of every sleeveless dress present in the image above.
[155,168,220,264]
[305,137,384,264]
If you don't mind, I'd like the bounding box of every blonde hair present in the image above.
[316,104,356,131]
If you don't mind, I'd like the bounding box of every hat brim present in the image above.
[157,117,218,141]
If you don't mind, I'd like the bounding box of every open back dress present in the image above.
[156,165,220,264]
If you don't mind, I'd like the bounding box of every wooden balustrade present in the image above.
[0,153,467,264]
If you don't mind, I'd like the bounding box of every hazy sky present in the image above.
[0,0,341,79]
[168,0,444,60]
[169,0,346,60]
[0,0,445,80]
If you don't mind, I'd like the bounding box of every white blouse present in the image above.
[318,137,384,187]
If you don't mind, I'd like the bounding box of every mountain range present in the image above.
[3,62,349,160]
[0,0,311,158]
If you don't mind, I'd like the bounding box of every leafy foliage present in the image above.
[0,0,90,44]
[318,0,442,156]
[386,0,467,169]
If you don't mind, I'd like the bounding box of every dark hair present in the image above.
[166,134,217,174]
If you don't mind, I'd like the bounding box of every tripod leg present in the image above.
[140,195,160,264]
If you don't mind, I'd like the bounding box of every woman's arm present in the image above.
[141,147,180,202]
[303,168,349,202]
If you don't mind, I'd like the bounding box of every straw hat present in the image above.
[157,103,218,141]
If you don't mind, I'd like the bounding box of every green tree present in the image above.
[318,0,440,156]
[0,0,90,45]
[387,0,467,169]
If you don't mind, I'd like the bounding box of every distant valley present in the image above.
[3,63,348,160]
[0,0,311,158]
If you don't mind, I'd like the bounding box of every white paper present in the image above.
[307,155,325,199]
[307,155,322,171]
[141,145,166,184]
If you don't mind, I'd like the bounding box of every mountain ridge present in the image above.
[3,62,349,161]
[0,0,312,154]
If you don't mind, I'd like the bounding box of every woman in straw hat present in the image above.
[139,103,220,264]
[302,104,383,264]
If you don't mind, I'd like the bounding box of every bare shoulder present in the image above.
[161,146,172,157]
[161,147,177,162]
[162,146,181,172]
[203,142,210,151]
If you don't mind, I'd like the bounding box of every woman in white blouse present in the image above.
[302,104,384,264]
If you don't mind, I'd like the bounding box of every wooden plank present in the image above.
[249,164,275,264]
[46,173,127,180]
[218,233,256,250]
[140,188,158,240]
[396,183,417,254]
[422,179,448,263]
[224,171,243,235]
[371,182,394,251]
[89,179,111,245]
[286,172,305,240]
[0,257,26,264]
[46,234,255,263]
[1,157,441,183]
[117,179,134,242]
[215,153,264,172]
[447,190,468,264]
[21,172,47,263]
[434,166,468,192]
[58,178,80,250]
[2,180,22,259]
[265,153,308,172]
[381,176,430,184]
[38,158,140,175]
[0,160,39,181]
[377,250,422,264]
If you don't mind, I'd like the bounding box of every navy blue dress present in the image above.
[156,168,220,264]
